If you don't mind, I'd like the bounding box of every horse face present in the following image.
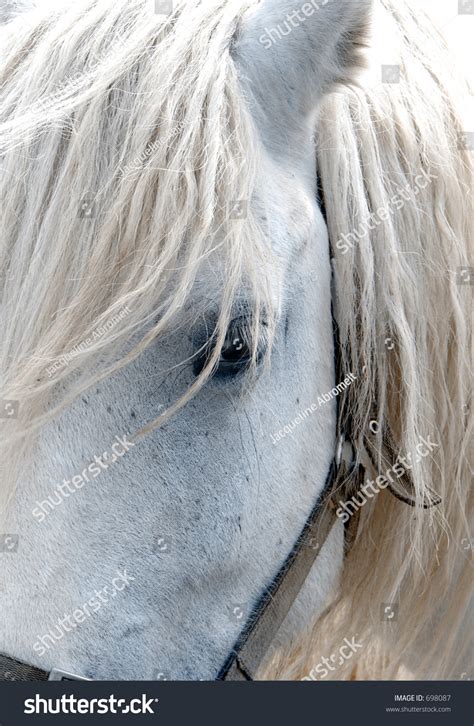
[0,0,370,679]
[15,143,339,680]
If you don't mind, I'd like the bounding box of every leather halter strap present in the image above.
[0,654,90,682]
[219,436,362,681]
[0,653,49,682]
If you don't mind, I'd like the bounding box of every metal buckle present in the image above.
[48,668,91,681]
[335,435,356,469]
[334,434,345,468]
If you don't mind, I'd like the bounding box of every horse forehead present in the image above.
[250,147,319,234]
[193,183,319,307]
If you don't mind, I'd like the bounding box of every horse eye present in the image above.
[220,325,251,365]
[193,317,263,378]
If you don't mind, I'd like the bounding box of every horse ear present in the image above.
[233,0,371,142]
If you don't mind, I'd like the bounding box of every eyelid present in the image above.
[192,316,267,379]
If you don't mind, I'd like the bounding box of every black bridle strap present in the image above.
[218,451,359,681]
[0,653,49,682]
[0,653,91,682]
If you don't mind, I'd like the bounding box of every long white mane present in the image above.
[0,0,471,679]
[267,0,473,680]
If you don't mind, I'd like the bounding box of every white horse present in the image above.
[0,0,471,681]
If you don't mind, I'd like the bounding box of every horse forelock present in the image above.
[0,0,277,431]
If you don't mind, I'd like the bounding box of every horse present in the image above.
[0,0,471,681]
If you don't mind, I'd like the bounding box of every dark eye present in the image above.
[193,317,265,379]
[219,322,251,367]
